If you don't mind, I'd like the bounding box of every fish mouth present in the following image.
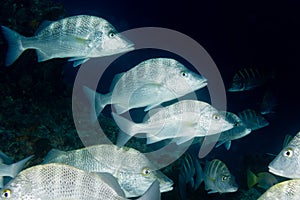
[268,167,286,178]
[159,181,173,193]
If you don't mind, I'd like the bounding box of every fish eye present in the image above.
[142,167,151,176]
[108,31,115,38]
[180,71,188,77]
[283,148,293,158]
[234,121,239,127]
[2,189,11,198]
[212,114,220,120]
[221,176,228,181]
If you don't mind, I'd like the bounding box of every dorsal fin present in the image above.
[35,20,54,35]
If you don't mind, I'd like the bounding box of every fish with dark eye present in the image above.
[83,58,208,119]
[112,100,233,147]
[268,131,300,179]
[203,159,238,194]
[1,15,134,67]
[0,163,160,200]
[42,144,173,198]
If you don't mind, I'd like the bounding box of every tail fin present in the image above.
[247,169,258,189]
[137,180,161,200]
[83,86,110,123]
[0,155,33,178]
[1,26,25,66]
[112,112,140,147]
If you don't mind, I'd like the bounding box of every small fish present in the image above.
[228,68,274,92]
[268,131,300,179]
[0,163,160,200]
[83,58,207,119]
[214,111,252,150]
[260,89,278,115]
[238,109,269,131]
[178,153,203,199]
[42,144,173,197]
[1,15,134,67]
[247,169,278,190]
[0,152,33,188]
[258,179,300,200]
[203,159,238,194]
[112,100,233,147]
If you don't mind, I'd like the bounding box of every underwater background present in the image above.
[0,0,300,199]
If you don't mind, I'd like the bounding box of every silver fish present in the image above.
[42,144,173,197]
[214,111,252,150]
[238,109,269,131]
[228,68,274,92]
[203,159,238,194]
[83,58,207,119]
[112,100,233,147]
[258,179,300,200]
[268,131,300,178]
[1,15,134,67]
[0,163,160,200]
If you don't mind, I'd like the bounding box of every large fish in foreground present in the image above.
[42,144,173,198]
[0,163,160,200]
[258,179,300,200]
[83,58,208,119]
[1,15,134,67]
[268,131,300,178]
[112,100,233,147]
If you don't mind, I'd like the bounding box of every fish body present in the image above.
[1,15,134,67]
[113,100,233,147]
[258,179,300,200]
[268,131,300,178]
[42,144,173,197]
[238,109,269,131]
[203,159,238,194]
[0,163,160,200]
[228,68,274,92]
[215,111,252,150]
[84,58,208,118]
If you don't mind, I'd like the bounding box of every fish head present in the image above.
[1,173,34,199]
[200,108,234,135]
[163,60,208,96]
[268,136,300,178]
[89,23,134,57]
[116,148,173,197]
[215,172,238,193]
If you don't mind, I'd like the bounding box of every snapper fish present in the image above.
[83,58,207,120]
[228,68,275,92]
[238,109,269,131]
[268,131,300,179]
[214,111,252,150]
[203,159,238,194]
[1,15,134,67]
[42,144,173,198]
[112,100,233,147]
[258,179,300,200]
[0,163,160,200]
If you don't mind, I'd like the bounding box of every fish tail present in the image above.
[1,26,26,66]
[137,180,160,200]
[112,112,140,147]
[247,169,258,189]
[0,155,33,178]
[83,86,109,123]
